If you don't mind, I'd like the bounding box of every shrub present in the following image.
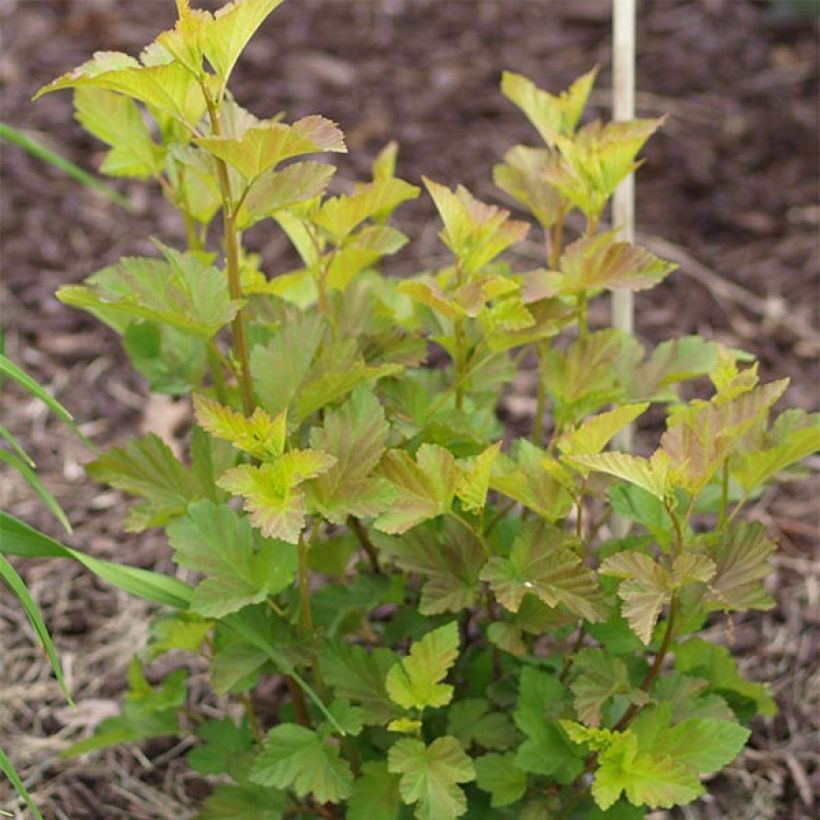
[5,0,817,816]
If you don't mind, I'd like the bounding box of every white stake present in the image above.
[612,0,637,534]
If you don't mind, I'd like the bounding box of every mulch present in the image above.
[1,0,817,817]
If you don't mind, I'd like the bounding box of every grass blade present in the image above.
[0,449,72,533]
[0,512,193,610]
[0,745,44,820]
[0,121,131,210]
[0,553,71,703]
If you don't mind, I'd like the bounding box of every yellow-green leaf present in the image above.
[193,394,286,460]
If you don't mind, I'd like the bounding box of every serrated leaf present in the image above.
[197,784,285,820]
[167,500,296,617]
[372,519,485,615]
[314,176,419,245]
[490,439,574,522]
[242,161,336,226]
[423,177,529,275]
[493,145,563,228]
[249,723,353,803]
[545,232,675,296]
[325,225,410,291]
[567,449,672,500]
[627,336,721,401]
[321,641,401,724]
[661,379,789,495]
[74,87,164,178]
[675,638,776,717]
[446,698,517,751]
[307,386,391,523]
[474,752,527,808]
[147,612,212,661]
[217,451,335,543]
[658,718,750,775]
[559,403,649,458]
[480,520,601,621]
[705,521,776,612]
[592,729,703,810]
[455,441,501,512]
[194,394,286,460]
[57,246,240,339]
[86,433,200,531]
[500,68,596,144]
[203,0,285,85]
[385,622,459,711]
[599,551,671,645]
[36,52,207,124]
[250,313,324,416]
[348,761,402,820]
[374,444,459,534]
[608,485,672,550]
[196,115,345,183]
[210,641,268,694]
[388,736,475,820]
[187,717,253,778]
[570,649,634,727]
[733,425,820,492]
[513,668,583,783]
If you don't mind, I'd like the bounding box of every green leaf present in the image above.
[423,177,529,275]
[347,761,403,820]
[374,444,459,534]
[0,553,70,702]
[249,723,353,803]
[0,511,192,610]
[607,485,672,550]
[705,521,776,612]
[242,160,336,226]
[544,232,675,296]
[500,69,597,144]
[203,0,286,85]
[321,641,401,724]
[474,752,527,808]
[513,668,583,783]
[250,313,324,416]
[675,638,776,717]
[197,784,285,820]
[308,386,392,523]
[167,500,297,618]
[372,519,485,615]
[599,551,671,645]
[592,730,703,810]
[480,520,601,621]
[325,225,410,291]
[637,713,750,775]
[385,622,460,711]
[559,403,649,458]
[493,145,562,228]
[0,352,76,427]
[194,394,286,460]
[661,379,789,495]
[210,641,268,695]
[570,648,638,727]
[196,116,345,183]
[446,698,517,751]
[566,450,672,500]
[733,424,820,492]
[217,450,336,543]
[36,52,207,124]
[388,736,475,820]
[147,611,212,660]
[314,176,420,245]
[187,717,253,778]
[74,87,164,178]
[627,336,721,401]
[455,441,501,512]
[86,433,201,531]
[490,439,574,522]
[58,246,240,339]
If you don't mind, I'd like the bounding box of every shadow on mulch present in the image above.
[1,1,817,817]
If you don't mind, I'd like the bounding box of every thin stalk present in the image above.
[532,343,547,447]
[348,516,382,574]
[241,691,264,746]
[575,478,589,540]
[718,458,729,528]
[665,502,685,560]
[297,535,314,636]
[453,316,466,410]
[483,498,517,536]
[549,208,567,270]
[206,341,229,404]
[576,292,589,341]
[559,622,587,684]
[203,92,255,415]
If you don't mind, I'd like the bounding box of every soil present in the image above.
[0,1,817,818]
